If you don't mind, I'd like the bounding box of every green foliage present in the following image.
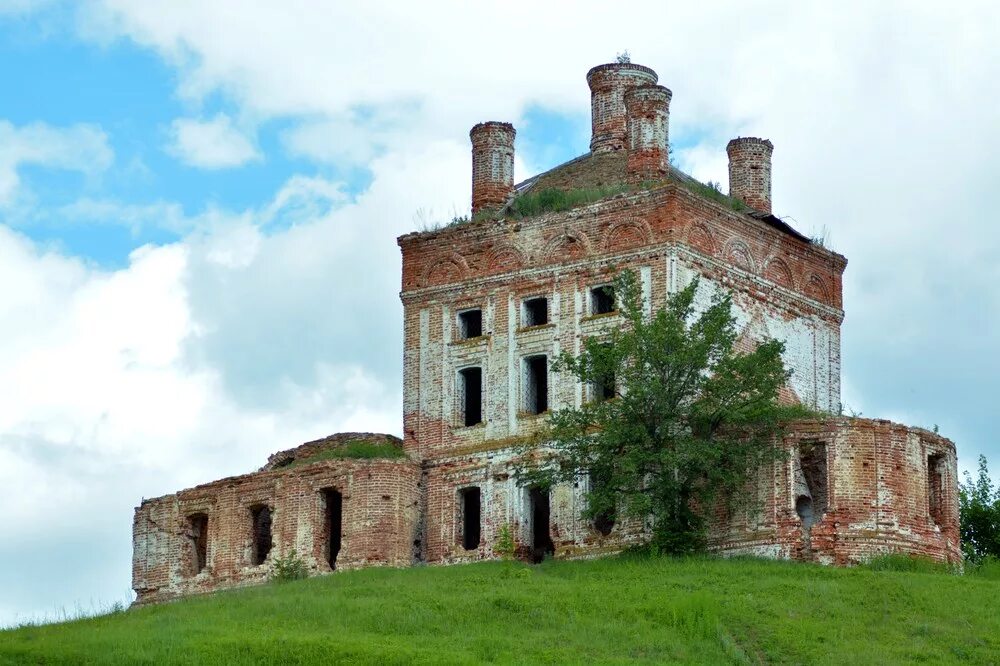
[681,178,750,213]
[864,554,958,575]
[508,185,633,218]
[3,557,999,664]
[959,455,1000,564]
[284,440,406,469]
[520,270,792,554]
[494,524,516,561]
[270,549,308,583]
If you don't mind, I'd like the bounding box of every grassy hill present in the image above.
[2,555,998,665]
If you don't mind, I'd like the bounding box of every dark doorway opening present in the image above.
[250,504,273,565]
[324,489,343,569]
[459,367,483,426]
[928,453,945,526]
[459,487,482,551]
[187,513,209,575]
[529,487,554,563]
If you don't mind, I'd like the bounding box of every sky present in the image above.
[1,0,998,625]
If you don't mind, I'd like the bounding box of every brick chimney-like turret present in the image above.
[587,63,658,154]
[470,121,516,215]
[625,84,672,181]
[727,137,774,214]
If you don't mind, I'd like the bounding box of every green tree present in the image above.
[521,269,804,554]
[959,455,1000,563]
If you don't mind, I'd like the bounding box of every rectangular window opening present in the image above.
[250,504,273,566]
[524,355,548,415]
[459,487,482,551]
[459,367,483,426]
[323,489,343,569]
[928,453,945,526]
[458,309,483,339]
[590,285,615,315]
[523,297,548,327]
[186,513,209,576]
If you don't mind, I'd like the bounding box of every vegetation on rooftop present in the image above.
[3,555,998,663]
[282,439,406,469]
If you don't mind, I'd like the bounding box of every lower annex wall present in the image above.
[132,458,419,604]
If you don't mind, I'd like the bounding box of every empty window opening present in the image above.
[523,297,549,327]
[459,367,483,426]
[529,487,554,563]
[928,453,945,526]
[593,370,616,403]
[590,285,615,315]
[186,513,209,575]
[458,309,483,339]
[524,355,548,415]
[459,487,482,551]
[250,505,273,566]
[324,489,343,569]
[796,442,828,530]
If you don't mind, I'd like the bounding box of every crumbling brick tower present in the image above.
[397,60,960,566]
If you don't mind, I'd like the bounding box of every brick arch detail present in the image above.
[544,228,593,262]
[603,218,653,253]
[419,253,470,287]
[804,273,830,304]
[484,243,526,274]
[722,238,757,274]
[686,222,718,256]
[763,257,795,289]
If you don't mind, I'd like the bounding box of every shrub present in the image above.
[270,550,308,583]
[494,524,516,561]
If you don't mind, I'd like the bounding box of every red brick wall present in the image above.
[707,418,961,565]
[132,458,419,604]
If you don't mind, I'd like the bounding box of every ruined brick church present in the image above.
[132,61,961,604]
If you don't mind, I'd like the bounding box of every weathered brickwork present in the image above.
[133,59,960,604]
[132,435,419,604]
[707,419,961,565]
[727,137,774,214]
[470,122,515,215]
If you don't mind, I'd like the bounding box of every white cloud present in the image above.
[0,121,113,207]
[167,113,260,169]
[0,134,466,624]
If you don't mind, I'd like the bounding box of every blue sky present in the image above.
[1,0,997,626]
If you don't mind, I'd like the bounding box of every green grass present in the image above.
[508,185,637,218]
[2,556,997,664]
[680,179,750,213]
[282,440,406,469]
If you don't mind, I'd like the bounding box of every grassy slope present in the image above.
[1,557,998,665]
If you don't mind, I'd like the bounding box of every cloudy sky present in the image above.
[1,1,997,624]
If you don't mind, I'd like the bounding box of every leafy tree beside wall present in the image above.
[960,455,1000,563]
[521,270,807,554]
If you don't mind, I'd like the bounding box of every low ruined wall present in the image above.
[707,418,961,565]
[132,458,420,605]
[419,417,960,568]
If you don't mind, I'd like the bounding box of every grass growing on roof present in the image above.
[283,440,406,469]
[508,185,634,218]
[2,555,998,664]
